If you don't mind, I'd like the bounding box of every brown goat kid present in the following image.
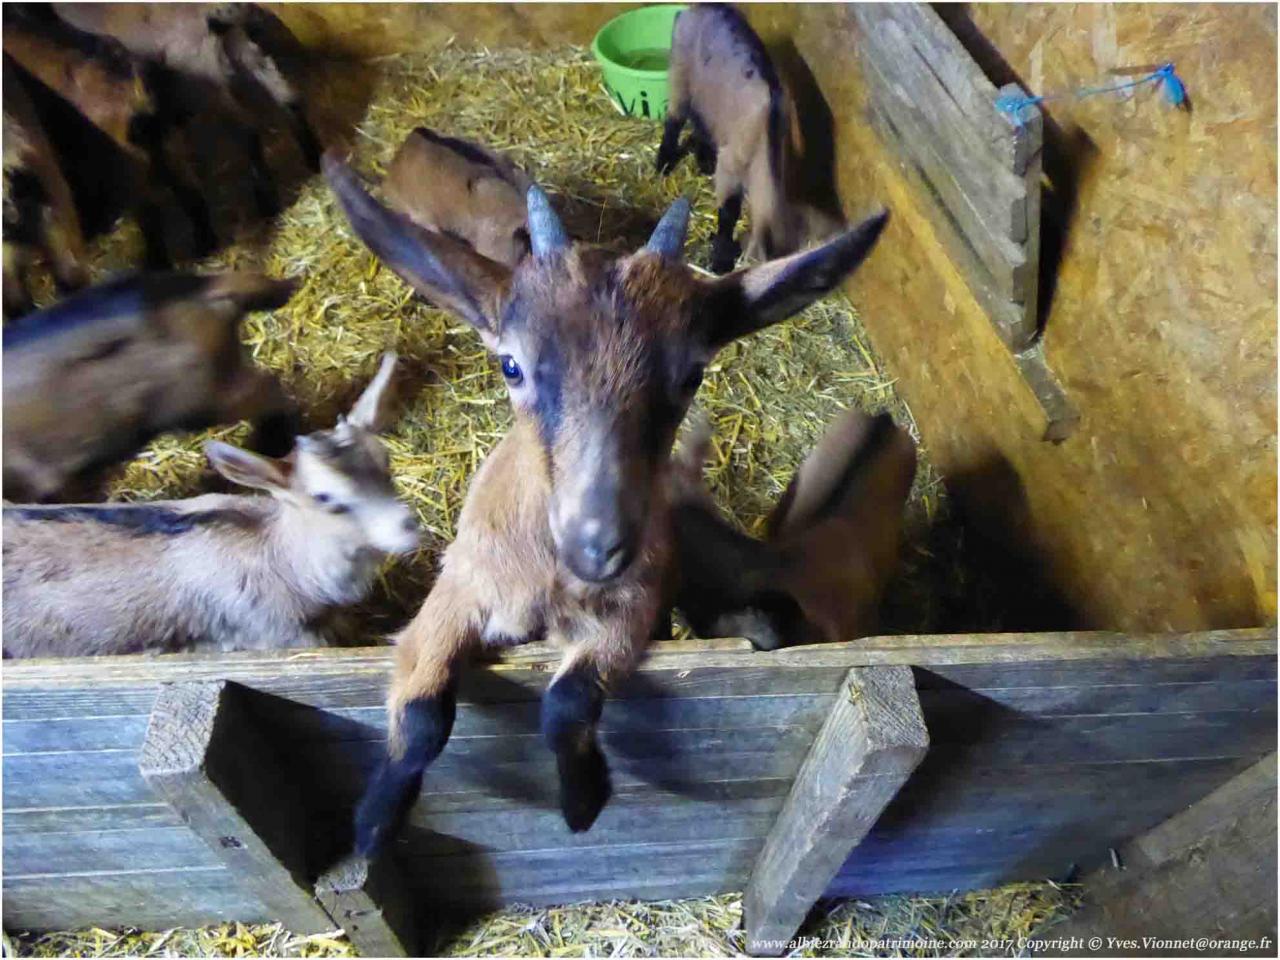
[3,271,298,502]
[2,56,89,319]
[3,354,420,658]
[53,1,322,218]
[325,150,888,853]
[384,127,532,268]
[669,410,917,650]
[656,3,813,274]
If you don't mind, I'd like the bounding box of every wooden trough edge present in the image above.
[3,627,1272,687]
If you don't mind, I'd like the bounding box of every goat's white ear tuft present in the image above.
[347,352,397,432]
[206,441,290,492]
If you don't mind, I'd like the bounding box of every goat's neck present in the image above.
[265,502,381,609]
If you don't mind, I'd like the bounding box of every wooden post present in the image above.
[139,680,336,935]
[316,854,418,957]
[743,665,929,956]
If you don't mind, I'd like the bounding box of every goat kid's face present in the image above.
[325,155,887,584]
[206,353,420,557]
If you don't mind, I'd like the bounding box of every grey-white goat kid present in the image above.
[2,354,420,659]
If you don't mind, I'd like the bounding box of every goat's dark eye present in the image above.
[682,363,706,394]
[500,355,524,386]
[314,493,351,515]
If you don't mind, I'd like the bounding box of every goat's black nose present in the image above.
[570,524,635,582]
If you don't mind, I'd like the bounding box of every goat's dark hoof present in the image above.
[655,152,679,176]
[709,238,740,275]
[556,741,611,832]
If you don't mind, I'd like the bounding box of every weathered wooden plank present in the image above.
[316,854,417,958]
[854,4,1022,169]
[744,665,929,955]
[917,678,1277,718]
[402,837,765,907]
[4,630,1271,700]
[3,869,269,932]
[4,826,222,877]
[913,654,1277,689]
[1040,754,1278,955]
[832,755,1265,896]
[859,36,1029,301]
[1134,752,1277,867]
[862,17,1028,248]
[7,701,1272,813]
[4,803,180,834]
[1003,80,1043,348]
[397,792,785,856]
[139,681,335,935]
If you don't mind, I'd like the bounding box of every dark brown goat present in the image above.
[53,2,322,217]
[2,55,89,319]
[2,9,216,265]
[383,127,532,268]
[3,271,297,502]
[669,410,917,649]
[324,149,888,854]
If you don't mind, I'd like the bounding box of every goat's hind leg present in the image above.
[354,593,476,857]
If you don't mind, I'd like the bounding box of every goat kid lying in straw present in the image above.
[325,151,888,853]
[3,354,420,658]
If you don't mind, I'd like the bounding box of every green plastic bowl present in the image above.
[592,5,686,121]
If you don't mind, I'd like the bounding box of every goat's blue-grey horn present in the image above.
[645,197,691,258]
[526,185,568,258]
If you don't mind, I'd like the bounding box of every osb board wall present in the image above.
[267,3,636,58]
[787,3,1276,631]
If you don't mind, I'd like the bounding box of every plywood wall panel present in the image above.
[789,3,1276,631]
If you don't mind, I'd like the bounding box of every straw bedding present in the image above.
[8,46,1073,956]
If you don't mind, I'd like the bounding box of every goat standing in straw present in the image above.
[325,152,888,853]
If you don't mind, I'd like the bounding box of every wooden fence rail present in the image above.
[3,629,1275,953]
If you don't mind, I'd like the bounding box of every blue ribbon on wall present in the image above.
[995,63,1188,127]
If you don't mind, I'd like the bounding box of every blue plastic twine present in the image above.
[996,63,1187,127]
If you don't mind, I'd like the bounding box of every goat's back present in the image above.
[383,128,531,267]
[3,272,293,501]
[2,495,276,657]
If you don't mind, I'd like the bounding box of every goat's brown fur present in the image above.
[53,2,321,194]
[325,150,888,844]
[384,128,531,268]
[2,56,88,318]
[670,409,917,649]
[3,271,296,502]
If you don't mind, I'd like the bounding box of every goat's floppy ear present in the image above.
[704,210,889,346]
[323,152,510,342]
[347,352,397,432]
[206,441,291,492]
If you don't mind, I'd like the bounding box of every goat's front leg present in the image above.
[354,587,478,857]
[542,649,611,832]
[542,602,656,832]
[656,112,688,175]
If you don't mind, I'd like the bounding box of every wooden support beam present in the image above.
[743,665,929,955]
[316,854,418,957]
[139,680,336,935]
[1037,754,1278,956]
